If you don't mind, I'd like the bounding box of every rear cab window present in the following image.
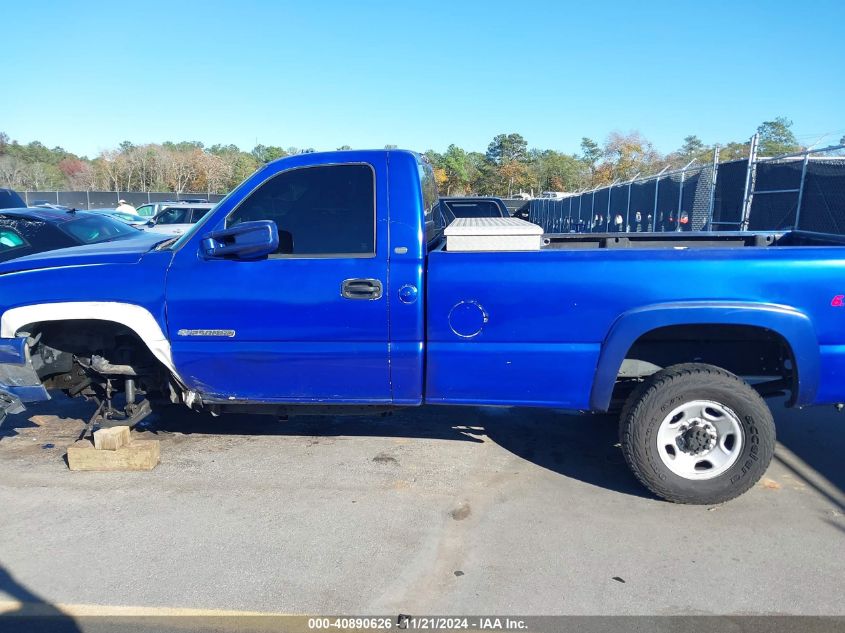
[443,200,503,218]
[418,159,444,247]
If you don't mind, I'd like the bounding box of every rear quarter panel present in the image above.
[425,245,845,409]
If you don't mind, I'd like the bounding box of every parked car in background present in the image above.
[135,198,209,218]
[511,192,532,200]
[439,197,510,221]
[0,188,26,210]
[144,202,215,236]
[30,203,74,211]
[87,208,148,227]
[0,207,161,263]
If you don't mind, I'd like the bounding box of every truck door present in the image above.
[164,156,392,403]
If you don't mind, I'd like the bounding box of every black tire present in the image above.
[620,363,775,504]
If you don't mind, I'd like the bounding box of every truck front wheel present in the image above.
[619,363,775,504]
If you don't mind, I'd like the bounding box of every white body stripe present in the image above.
[0,302,181,380]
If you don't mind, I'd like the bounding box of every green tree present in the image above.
[579,137,603,186]
[757,117,800,156]
[251,145,287,163]
[208,143,241,156]
[579,137,602,166]
[440,144,471,195]
[718,141,751,162]
[465,152,487,194]
[486,133,528,165]
[163,141,204,152]
[681,135,704,158]
[530,149,583,193]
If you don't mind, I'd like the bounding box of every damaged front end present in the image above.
[0,336,50,424]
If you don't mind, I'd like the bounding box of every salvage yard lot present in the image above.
[0,395,843,617]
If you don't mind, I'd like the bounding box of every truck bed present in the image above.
[425,232,845,410]
[541,230,845,250]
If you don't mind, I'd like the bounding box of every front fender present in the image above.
[589,301,819,411]
[0,336,50,413]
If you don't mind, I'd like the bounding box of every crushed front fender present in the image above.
[0,337,50,420]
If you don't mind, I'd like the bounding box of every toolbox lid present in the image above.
[444,217,544,236]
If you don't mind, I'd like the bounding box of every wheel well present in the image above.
[18,319,174,398]
[614,324,796,404]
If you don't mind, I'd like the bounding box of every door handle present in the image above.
[341,278,383,300]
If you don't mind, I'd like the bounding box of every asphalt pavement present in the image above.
[0,393,843,624]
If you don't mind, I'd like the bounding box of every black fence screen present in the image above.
[20,191,226,210]
[797,160,845,234]
[529,151,845,236]
[711,160,746,229]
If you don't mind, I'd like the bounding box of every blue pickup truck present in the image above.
[2,149,844,504]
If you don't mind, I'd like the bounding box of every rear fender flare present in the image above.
[589,301,819,411]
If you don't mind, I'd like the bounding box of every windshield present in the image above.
[58,215,138,244]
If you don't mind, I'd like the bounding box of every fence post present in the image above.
[86,190,90,210]
[605,181,616,232]
[706,146,720,229]
[651,166,669,232]
[625,173,640,232]
[569,194,583,231]
[794,152,811,230]
[740,133,760,231]
[676,160,696,232]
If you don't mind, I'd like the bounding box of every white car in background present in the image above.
[135,198,209,218]
[86,208,148,227]
[143,202,216,236]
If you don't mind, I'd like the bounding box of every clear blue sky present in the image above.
[2,0,843,158]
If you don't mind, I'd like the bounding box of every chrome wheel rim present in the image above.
[656,400,744,480]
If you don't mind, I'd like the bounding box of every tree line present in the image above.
[0,117,814,196]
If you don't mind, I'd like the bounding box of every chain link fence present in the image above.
[19,191,226,210]
[529,140,845,236]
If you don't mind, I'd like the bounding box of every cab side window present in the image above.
[226,164,375,256]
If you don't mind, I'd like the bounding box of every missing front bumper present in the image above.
[0,337,50,420]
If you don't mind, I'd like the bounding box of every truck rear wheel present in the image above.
[619,363,775,504]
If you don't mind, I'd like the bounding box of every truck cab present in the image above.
[164,150,429,405]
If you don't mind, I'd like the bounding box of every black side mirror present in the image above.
[201,220,279,260]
